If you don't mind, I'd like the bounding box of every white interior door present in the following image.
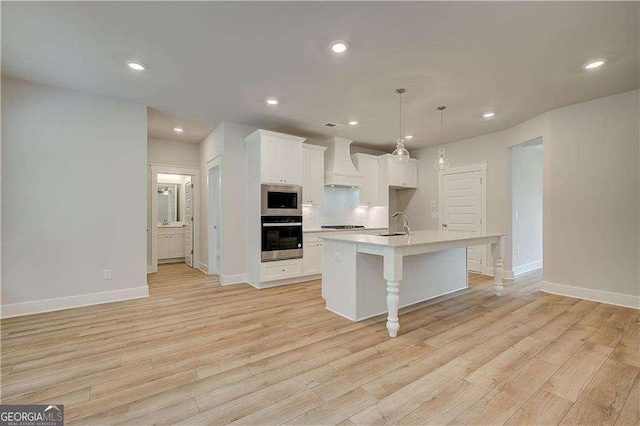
[184,177,194,267]
[208,165,221,275]
[441,169,485,272]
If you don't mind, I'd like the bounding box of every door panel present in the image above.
[441,170,485,272]
[184,177,193,267]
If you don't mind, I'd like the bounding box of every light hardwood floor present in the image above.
[1,263,638,425]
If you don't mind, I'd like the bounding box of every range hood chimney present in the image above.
[321,137,363,187]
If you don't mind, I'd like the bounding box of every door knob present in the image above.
[442,224,448,228]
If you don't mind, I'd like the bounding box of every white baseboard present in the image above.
[220,273,248,285]
[147,264,157,274]
[1,286,150,319]
[198,262,208,274]
[513,260,543,277]
[504,270,514,280]
[541,280,640,310]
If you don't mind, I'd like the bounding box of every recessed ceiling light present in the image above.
[348,120,358,126]
[330,40,350,54]
[583,59,607,70]
[266,98,279,105]
[173,127,184,133]
[404,135,414,139]
[482,112,496,119]
[126,61,148,72]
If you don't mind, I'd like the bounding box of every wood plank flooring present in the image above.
[1,263,638,425]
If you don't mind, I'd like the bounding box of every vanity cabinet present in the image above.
[158,227,185,260]
[302,145,327,205]
[351,153,380,206]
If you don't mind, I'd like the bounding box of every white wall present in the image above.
[406,89,639,306]
[199,122,257,280]
[148,138,200,168]
[511,140,543,272]
[1,77,148,317]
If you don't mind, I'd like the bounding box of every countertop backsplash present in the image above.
[303,186,388,230]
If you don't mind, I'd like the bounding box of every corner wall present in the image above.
[407,89,639,307]
[1,77,149,317]
[199,122,257,282]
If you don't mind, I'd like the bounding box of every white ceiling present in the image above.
[2,2,638,150]
[147,107,215,144]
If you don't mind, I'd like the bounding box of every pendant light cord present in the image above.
[399,92,402,140]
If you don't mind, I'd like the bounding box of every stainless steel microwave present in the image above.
[261,184,302,216]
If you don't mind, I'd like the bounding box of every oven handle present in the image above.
[262,222,303,227]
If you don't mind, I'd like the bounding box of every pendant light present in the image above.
[433,105,450,170]
[391,88,410,163]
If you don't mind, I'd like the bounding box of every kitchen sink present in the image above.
[379,232,407,236]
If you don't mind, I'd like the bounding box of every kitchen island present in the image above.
[321,230,505,337]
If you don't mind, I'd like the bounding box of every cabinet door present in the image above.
[261,139,282,184]
[358,156,379,206]
[303,242,322,275]
[279,142,303,185]
[169,234,185,258]
[402,161,418,188]
[302,150,310,203]
[388,158,403,187]
[157,235,170,259]
[306,150,324,204]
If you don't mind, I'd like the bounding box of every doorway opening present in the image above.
[149,165,200,274]
[511,137,543,277]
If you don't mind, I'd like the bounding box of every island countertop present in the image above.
[320,230,505,248]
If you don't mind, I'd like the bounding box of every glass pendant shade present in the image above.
[433,105,450,170]
[391,88,410,162]
[433,147,450,170]
[392,137,410,163]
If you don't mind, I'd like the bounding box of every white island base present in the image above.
[321,231,505,337]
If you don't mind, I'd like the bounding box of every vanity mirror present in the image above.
[157,183,180,224]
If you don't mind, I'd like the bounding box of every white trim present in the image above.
[1,286,149,319]
[198,262,208,274]
[438,162,488,272]
[513,260,543,276]
[150,164,200,274]
[220,273,247,285]
[541,280,640,310]
[147,264,156,274]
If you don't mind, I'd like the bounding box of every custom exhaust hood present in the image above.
[321,137,363,187]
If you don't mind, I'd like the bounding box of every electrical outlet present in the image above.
[515,211,519,220]
[103,269,112,280]
[516,251,520,259]
[333,252,342,262]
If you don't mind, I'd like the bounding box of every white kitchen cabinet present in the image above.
[351,153,379,206]
[302,145,327,205]
[303,241,323,275]
[260,259,303,282]
[381,155,418,189]
[260,137,303,185]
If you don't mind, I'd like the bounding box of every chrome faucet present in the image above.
[392,212,411,235]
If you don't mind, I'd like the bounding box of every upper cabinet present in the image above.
[381,154,418,189]
[245,130,306,185]
[302,144,327,205]
[351,153,379,206]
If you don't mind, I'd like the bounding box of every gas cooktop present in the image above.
[321,225,366,230]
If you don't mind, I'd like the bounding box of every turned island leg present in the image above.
[491,239,504,296]
[383,248,403,337]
